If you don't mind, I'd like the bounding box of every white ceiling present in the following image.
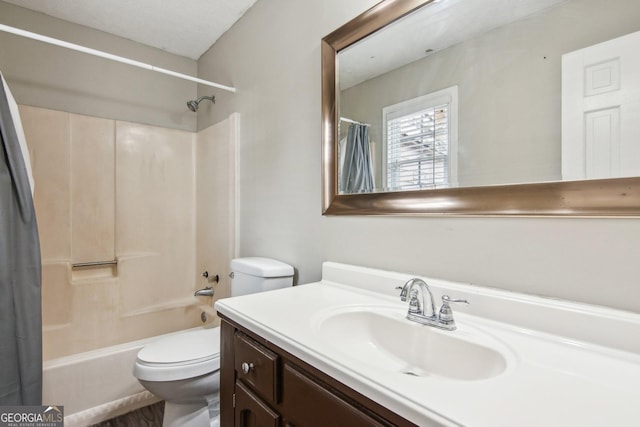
[2,0,258,60]
[339,0,569,89]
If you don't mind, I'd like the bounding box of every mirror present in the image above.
[321,0,640,215]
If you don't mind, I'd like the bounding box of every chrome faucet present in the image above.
[399,278,436,318]
[398,278,469,331]
[194,286,214,297]
[195,270,218,296]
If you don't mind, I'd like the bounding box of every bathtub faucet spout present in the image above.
[194,287,214,297]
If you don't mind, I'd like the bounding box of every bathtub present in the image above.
[43,327,203,427]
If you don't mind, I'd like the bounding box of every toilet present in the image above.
[133,257,294,427]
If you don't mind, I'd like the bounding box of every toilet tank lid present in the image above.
[231,257,294,277]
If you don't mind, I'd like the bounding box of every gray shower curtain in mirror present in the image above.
[0,78,42,405]
[340,123,374,193]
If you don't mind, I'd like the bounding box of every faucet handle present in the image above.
[441,295,469,305]
[408,289,422,315]
[438,295,469,328]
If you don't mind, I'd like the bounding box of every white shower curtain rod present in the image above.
[0,24,236,93]
[340,117,370,126]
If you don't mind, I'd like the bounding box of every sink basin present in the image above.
[313,305,509,381]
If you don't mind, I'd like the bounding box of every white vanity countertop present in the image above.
[215,262,640,427]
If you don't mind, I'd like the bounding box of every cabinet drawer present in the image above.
[234,332,280,403]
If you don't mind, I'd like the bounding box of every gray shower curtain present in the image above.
[0,78,42,405]
[340,123,374,193]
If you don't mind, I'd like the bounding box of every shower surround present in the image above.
[20,105,237,360]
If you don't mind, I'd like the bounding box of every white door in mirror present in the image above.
[562,30,640,180]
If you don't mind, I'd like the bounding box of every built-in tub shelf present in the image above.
[70,259,118,282]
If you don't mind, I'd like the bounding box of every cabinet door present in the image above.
[235,381,280,427]
[281,363,387,427]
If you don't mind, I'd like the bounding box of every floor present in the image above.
[91,401,164,427]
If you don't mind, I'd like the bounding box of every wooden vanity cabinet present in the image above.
[220,317,416,427]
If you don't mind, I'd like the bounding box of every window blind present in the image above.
[386,104,449,191]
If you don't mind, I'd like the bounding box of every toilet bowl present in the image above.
[133,257,294,427]
[134,327,221,427]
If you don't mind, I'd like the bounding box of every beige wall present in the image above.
[4,0,640,332]
[196,113,239,311]
[198,0,640,314]
[0,1,240,357]
[0,1,198,131]
[21,105,236,359]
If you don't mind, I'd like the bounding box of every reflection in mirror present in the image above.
[337,0,640,195]
[321,0,640,215]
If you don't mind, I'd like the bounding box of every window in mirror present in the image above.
[383,86,458,191]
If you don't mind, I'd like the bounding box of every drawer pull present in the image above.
[242,362,255,374]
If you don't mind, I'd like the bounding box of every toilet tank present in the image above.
[230,257,294,297]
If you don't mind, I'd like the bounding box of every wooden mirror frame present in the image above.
[321,0,640,216]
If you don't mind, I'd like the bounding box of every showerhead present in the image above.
[186,95,215,112]
[186,100,199,112]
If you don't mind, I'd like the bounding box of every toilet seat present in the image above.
[134,327,221,382]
